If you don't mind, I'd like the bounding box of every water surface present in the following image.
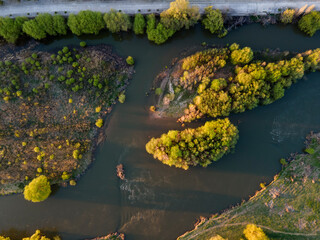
[0,24,320,240]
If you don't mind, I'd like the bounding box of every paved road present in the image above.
[0,0,319,17]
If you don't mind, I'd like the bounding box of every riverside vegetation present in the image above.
[0,43,133,196]
[146,118,238,169]
[0,230,124,240]
[0,0,320,45]
[178,132,320,240]
[152,44,320,123]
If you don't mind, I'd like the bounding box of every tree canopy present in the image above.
[202,6,227,37]
[103,9,132,33]
[23,175,51,202]
[133,13,145,35]
[0,16,27,43]
[68,11,105,36]
[298,11,320,36]
[146,118,238,169]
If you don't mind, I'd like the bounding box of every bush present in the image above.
[146,118,239,169]
[243,224,269,240]
[80,41,86,47]
[230,47,253,65]
[298,11,320,36]
[126,56,134,65]
[23,175,51,202]
[202,7,227,37]
[133,13,146,35]
[104,9,132,33]
[280,9,295,24]
[118,92,126,103]
[0,16,27,43]
[68,10,105,36]
[95,118,103,128]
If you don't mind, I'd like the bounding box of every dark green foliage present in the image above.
[202,6,227,37]
[22,14,67,40]
[147,22,175,44]
[133,13,145,35]
[68,11,105,36]
[298,11,320,36]
[0,16,27,43]
[146,118,239,169]
[103,9,132,33]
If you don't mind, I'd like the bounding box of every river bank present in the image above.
[0,1,319,17]
[178,132,320,239]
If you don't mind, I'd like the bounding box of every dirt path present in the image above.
[0,1,320,17]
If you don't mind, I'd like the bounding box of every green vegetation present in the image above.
[22,14,67,40]
[133,13,146,35]
[146,118,238,169]
[280,9,295,24]
[202,6,227,37]
[178,132,320,240]
[0,44,133,195]
[153,45,320,122]
[23,175,51,202]
[104,9,132,33]
[298,11,320,36]
[67,10,105,35]
[126,56,134,65]
[80,41,87,47]
[0,16,27,43]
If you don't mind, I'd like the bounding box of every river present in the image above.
[0,23,320,240]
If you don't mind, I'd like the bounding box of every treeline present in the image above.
[175,44,320,122]
[0,0,319,45]
[0,0,226,44]
[145,118,238,169]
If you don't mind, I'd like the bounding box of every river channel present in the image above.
[0,23,320,240]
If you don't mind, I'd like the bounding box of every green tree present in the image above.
[22,19,47,40]
[133,13,145,35]
[147,22,175,44]
[126,56,134,65]
[104,9,132,33]
[68,11,105,36]
[243,224,269,240]
[23,175,51,202]
[298,11,320,36]
[0,16,27,43]
[52,15,67,35]
[202,6,227,37]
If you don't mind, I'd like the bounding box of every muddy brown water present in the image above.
[0,24,320,240]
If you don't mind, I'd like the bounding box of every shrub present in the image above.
[146,118,239,169]
[280,9,295,24]
[68,11,105,36]
[80,41,86,47]
[126,56,134,65]
[23,175,51,202]
[243,224,269,240]
[202,7,227,37]
[133,13,146,34]
[230,47,253,65]
[95,118,103,128]
[155,87,162,95]
[298,11,320,36]
[118,92,126,103]
[104,9,132,33]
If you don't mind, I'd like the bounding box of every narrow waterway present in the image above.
[0,24,320,240]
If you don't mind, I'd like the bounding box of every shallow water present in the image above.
[0,24,320,240]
